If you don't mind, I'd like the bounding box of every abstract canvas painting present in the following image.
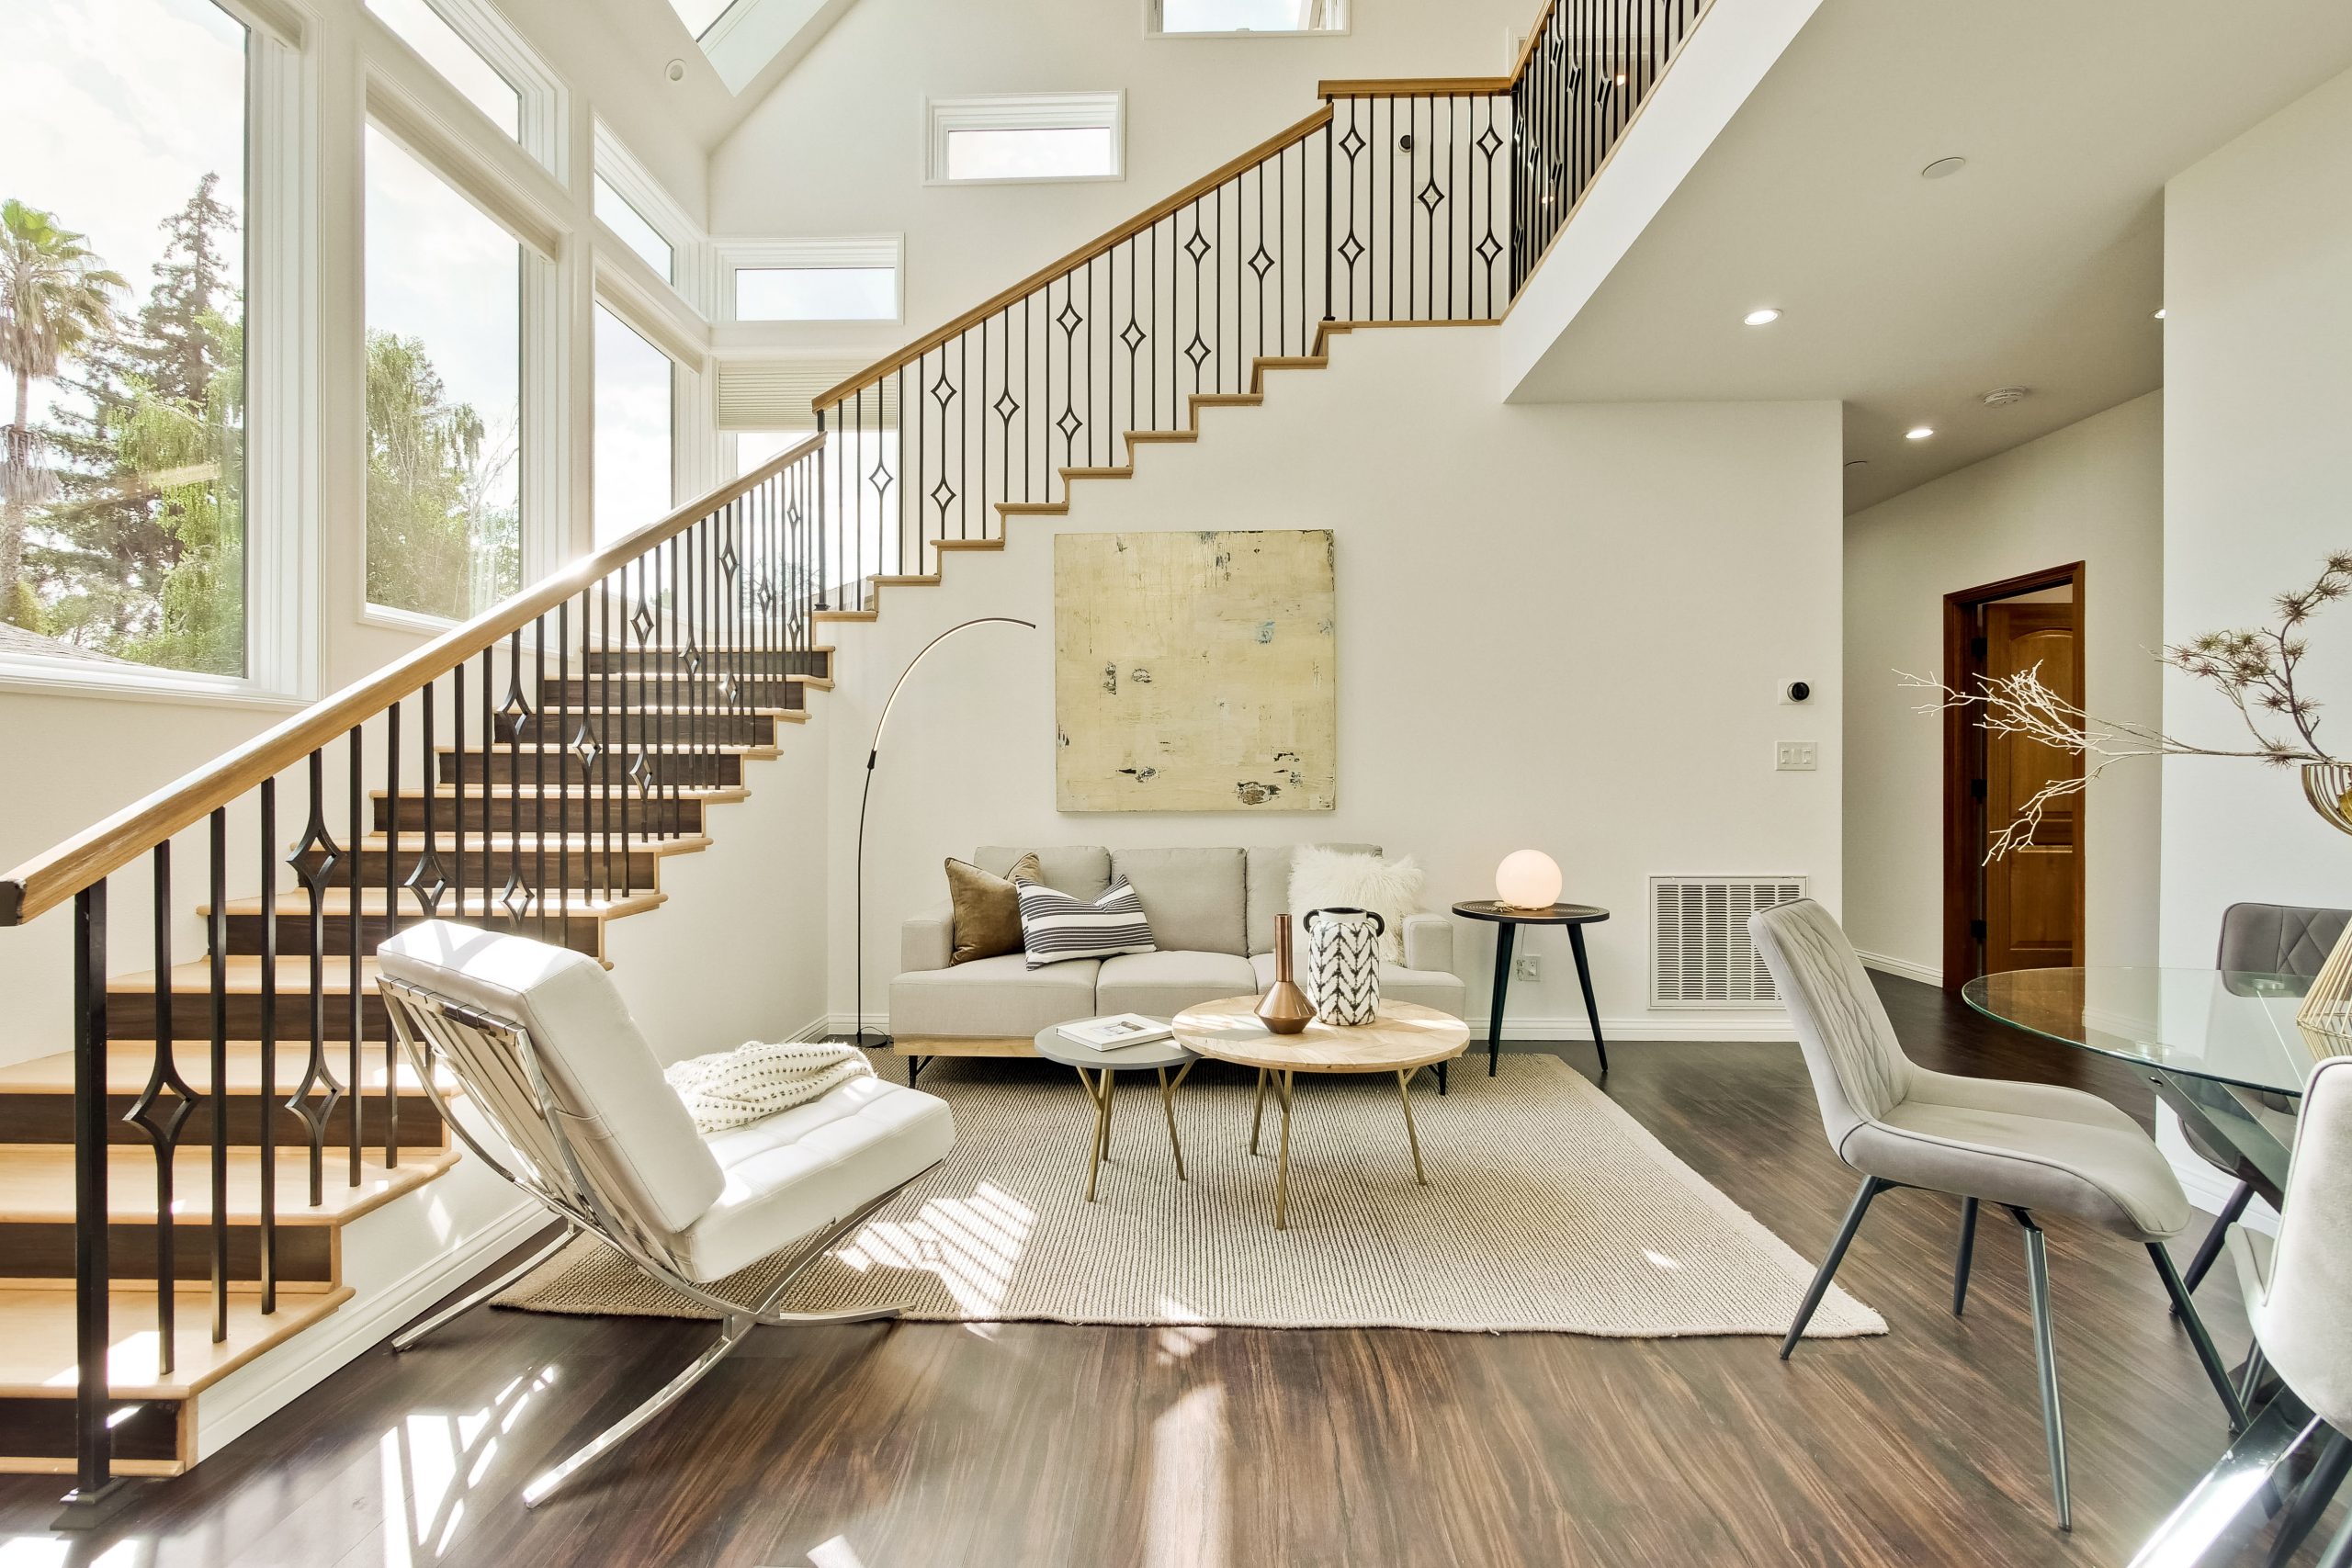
[1055,529,1337,812]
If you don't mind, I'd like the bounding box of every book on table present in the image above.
[1057,1013,1173,1051]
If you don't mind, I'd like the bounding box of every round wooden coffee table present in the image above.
[1170,997,1470,1230]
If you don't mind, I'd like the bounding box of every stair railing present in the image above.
[0,433,822,1514]
[808,0,1711,592]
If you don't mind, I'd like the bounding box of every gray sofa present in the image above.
[890,844,1466,1055]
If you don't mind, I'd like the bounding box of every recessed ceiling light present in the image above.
[1905,426,1935,440]
[1981,386,2030,406]
[2154,308,2166,319]
[665,59,688,82]
[1744,308,1782,326]
[1920,156,1968,180]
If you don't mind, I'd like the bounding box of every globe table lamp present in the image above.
[1494,850,1562,911]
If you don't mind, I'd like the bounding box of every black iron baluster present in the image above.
[288,749,345,1210]
[449,663,465,921]
[478,650,495,933]
[498,634,529,934]
[256,779,277,1314]
[130,844,193,1370]
[381,705,400,1170]
[346,725,363,1187]
[208,808,229,1337]
[557,602,571,951]
[533,625,548,941]
[71,879,112,1506]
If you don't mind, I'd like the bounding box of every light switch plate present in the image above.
[1775,741,1819,772]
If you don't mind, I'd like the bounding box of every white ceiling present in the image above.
[1509,0,2352,513]
[590,0,864,139]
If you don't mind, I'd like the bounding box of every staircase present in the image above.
[0,0,1711,1519]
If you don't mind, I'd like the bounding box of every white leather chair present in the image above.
[2130,1055,2352,1568]
[376,921,955,1507]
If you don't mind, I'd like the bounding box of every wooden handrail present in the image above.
[0,432,827,929]
[811,105,1336,412]
[1316,76,1513,98]
[1508,0,1562,83]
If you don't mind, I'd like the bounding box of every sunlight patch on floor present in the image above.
[835,1179,1038,1316]
[379,1365,558,1564]
[1144,1384,1227,1568]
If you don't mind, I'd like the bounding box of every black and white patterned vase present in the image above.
[1303,907,1384,1026]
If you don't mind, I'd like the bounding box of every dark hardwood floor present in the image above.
[2,974,2334,1567]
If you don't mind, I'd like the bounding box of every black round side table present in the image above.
[1451,900,1611,1081]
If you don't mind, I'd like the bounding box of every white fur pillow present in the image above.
[1288,846,1422,964]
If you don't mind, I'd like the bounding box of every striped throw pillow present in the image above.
[1016,876,1157,968]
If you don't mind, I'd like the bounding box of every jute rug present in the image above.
[495,1052,1883,1338]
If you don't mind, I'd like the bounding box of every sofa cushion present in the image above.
[681,1076,955,1282]
[978,845,1109,899]
[945,852,1039,964]
[1112,847,1247,956]
[1099,950,1259,1019]
[889,953,1102,1039]
[1017,877,1157,967]
[1290,846,1424,964]
[1250,952,1465,1017]
[1245,842,1380,955]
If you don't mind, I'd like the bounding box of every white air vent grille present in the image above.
[1649,875,1807,1008]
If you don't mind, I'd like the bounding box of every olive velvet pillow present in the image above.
[944,852,1042,964]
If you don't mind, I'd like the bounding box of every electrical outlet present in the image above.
[1513,953,1540,982]
[1775,740,1819,772]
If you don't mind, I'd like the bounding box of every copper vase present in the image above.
[1257,914,1315,1034]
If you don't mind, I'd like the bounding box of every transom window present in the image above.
[1150,0,1348,34]
[366,0,521,141]
[724,238,900,322]
[1,0,250,678]
[595,175,674,284]
[927,94,1125,185]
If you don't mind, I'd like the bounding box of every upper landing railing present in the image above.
[808,0,1713,590]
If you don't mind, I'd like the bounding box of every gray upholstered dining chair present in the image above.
[376,921,956,1508]
[2128,1055,2352,1568]
[2175,902,2348,1301]
[1750,898,2248,1531]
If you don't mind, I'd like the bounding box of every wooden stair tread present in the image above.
[376,784,749,803]
[0,1283,353,1400]
[0,1144,457,1225]
[437,741,781,758]
[0,1039,443,1098]
[356,830,712,853]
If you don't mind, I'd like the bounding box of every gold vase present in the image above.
[1257,913,1314,1034]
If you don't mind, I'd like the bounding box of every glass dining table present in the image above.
[1962,966,2351,1205]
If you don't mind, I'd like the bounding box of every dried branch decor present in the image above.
[1900,552,2352,863]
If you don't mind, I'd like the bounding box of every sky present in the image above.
[2,0,248,402]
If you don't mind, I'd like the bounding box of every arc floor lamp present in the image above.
[854,616,1038,1064]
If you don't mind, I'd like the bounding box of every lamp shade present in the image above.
[1495,850,1562,910]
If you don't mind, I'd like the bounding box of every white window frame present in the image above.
[355,86,566,633]
[0,0,320,708]
[718,236,903,324]
[594,119,713,315]
[588,290,691,545]
[923,93,1125,186]
[1145,0,1351,38]
[364,0,569,183]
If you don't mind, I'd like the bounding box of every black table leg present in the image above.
[1487,921,1515,1077]
[1567,923,1607,1074]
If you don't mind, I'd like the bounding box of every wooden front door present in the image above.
[1982,602,2080,971]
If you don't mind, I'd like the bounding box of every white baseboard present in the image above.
[837,1011,1796,1044]
[192,1189,543,1461]
[1856,949,1942,987]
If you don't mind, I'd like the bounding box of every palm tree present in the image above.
[0,199,126,622]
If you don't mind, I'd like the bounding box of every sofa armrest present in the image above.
[901,901,956,973]
[1402,910,1454,973]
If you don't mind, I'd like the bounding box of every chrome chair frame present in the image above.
[380,975,930,1508]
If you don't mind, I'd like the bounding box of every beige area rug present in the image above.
[494,1052,1883,1338]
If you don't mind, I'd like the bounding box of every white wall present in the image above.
[820,326,1842,1040]
[2160,63,2352,964]
[1843,392,2164,984]
[707,0,1530,356]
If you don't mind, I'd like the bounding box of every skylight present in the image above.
[1153,0,1346,34]
[665,0,737,38]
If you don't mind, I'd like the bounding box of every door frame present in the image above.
[1941,561,2087,989]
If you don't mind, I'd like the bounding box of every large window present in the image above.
[367,0,521,141]
[926,94,1125,185]
[594,175,673,283]
[0,0,250,676]
[594,304,674,546]
[364,126,522,621]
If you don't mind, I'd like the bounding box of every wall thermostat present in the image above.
[1782,681,1812,704]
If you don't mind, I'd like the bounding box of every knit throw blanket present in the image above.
[662,1040,876,1134]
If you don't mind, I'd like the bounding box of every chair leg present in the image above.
[2149,1242,2254,1432]
[1953,1197,1980,1317]
[2265,1428,2352,1568]
[2012,1207,2072,1532]
[2239,1344,2271,1414]
[2319,1506,2352,1568]
[2179,1180,2255,1303]
[392,1222,578,1352]
[2125,1397,2327,1568]
[1781,1176,1892,1359]
[522,1312,755,1508]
